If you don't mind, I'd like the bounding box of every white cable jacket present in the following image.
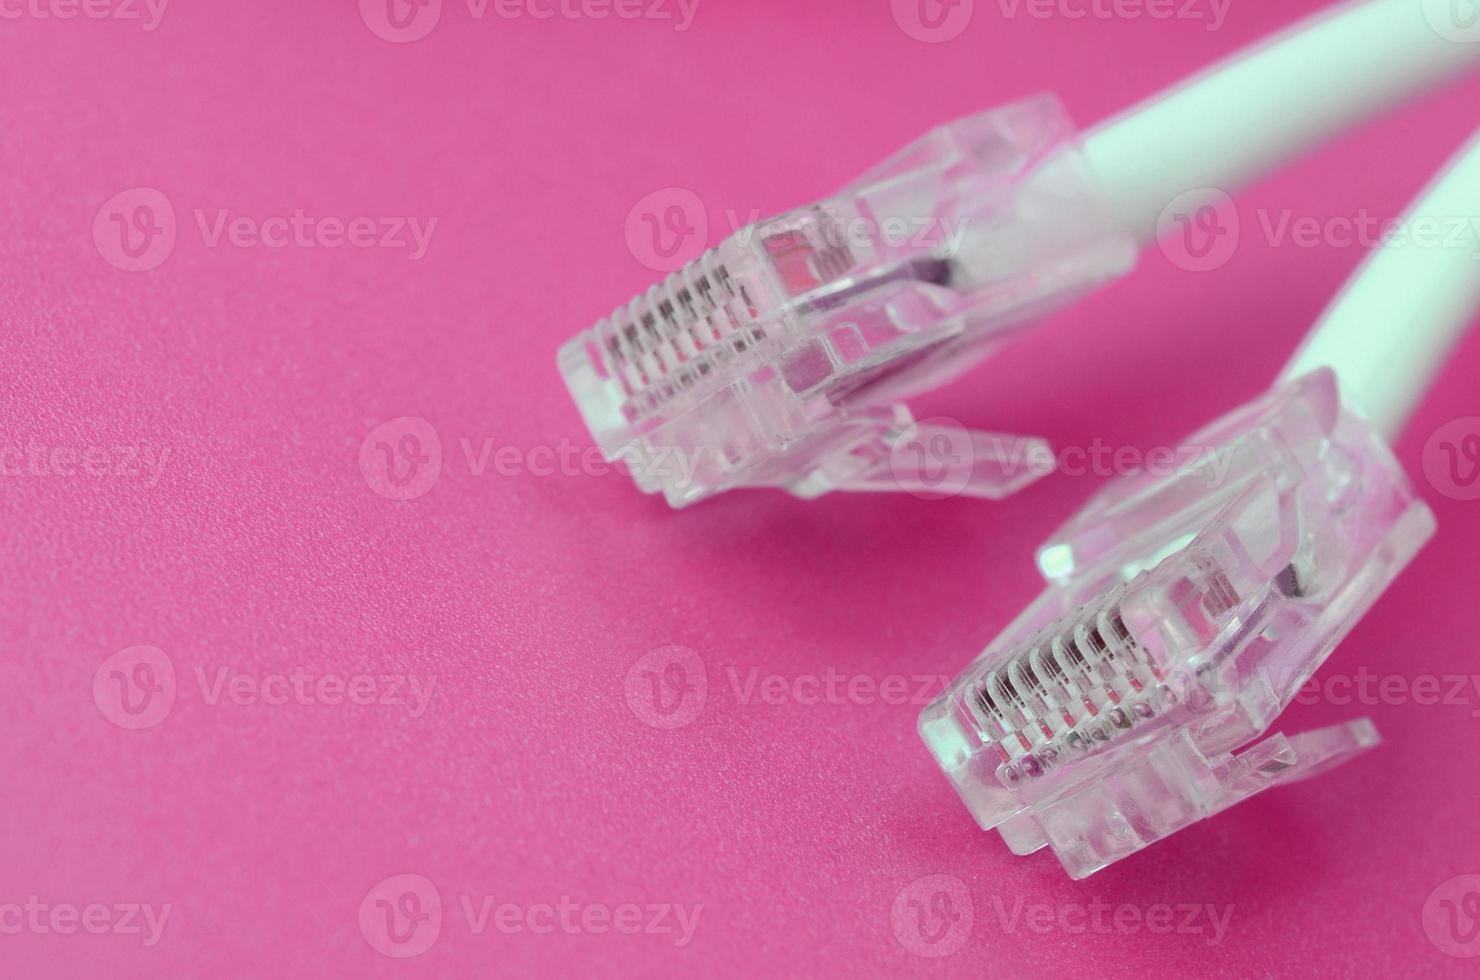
[1282,130,1480,440]
[1083,0,1480,245]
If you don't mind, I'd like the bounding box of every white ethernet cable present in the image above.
[919,129,1480,879]
[559,0,1480,508]
[1284,130,1480,439]
[1084,0,1480,244]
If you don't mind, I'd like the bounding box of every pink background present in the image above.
[3,0,1480,976]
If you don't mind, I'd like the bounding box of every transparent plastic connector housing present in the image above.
[559,94,1136,507]
[919,369,1436,878]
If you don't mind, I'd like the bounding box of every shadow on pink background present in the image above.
[2,0,1479,976]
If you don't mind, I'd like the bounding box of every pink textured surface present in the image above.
[3,2,1479,976]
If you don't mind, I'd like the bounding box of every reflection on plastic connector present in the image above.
[558,94,1136,507]
[920,369,1436,878]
